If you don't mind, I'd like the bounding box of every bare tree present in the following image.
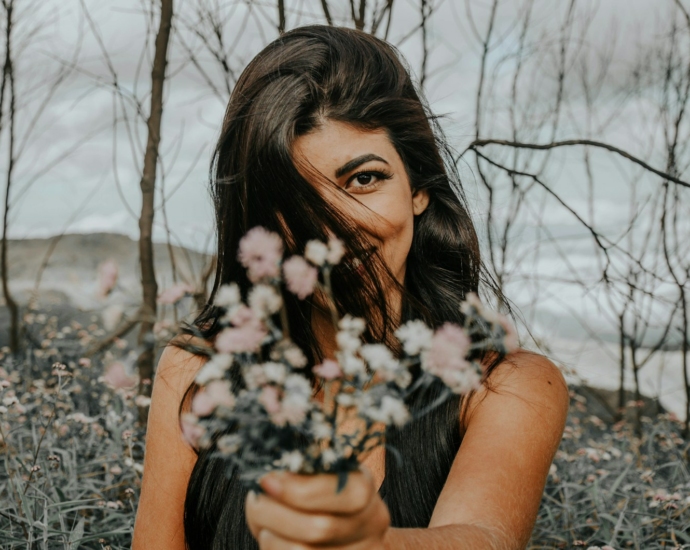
[135,0,174,421]
[0,0,19,353]
[0,0,81,353]
[447,0,690,431]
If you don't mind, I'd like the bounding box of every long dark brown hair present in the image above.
[176,25,505,550]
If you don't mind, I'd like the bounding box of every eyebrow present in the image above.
[334,154,389,179]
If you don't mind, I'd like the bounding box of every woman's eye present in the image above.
[346,170,392,191]
[356,173,374,185]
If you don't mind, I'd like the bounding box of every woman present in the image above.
[133,25,569,550]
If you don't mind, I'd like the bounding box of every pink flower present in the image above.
[180,413,205,447]
[282,256,318,299]
[97,259,119,298]
[102,362,137,390]
[313,359,342,380]
[214,323,266,354]
[259,386,281,414]
[238,226,283,283]
[424,323,471,376]
[157,283,195,304]
[153,320,172,335]
[192,380,235,417]
[227,304,258,327]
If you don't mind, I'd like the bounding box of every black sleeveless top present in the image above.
[184,379,464,549]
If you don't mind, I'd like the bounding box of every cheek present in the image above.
[359,190,415,267]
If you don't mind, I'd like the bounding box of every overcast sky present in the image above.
[3,0,687,344]
[2,0,669,249]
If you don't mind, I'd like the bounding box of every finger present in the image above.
[260,528,387,550]
[259,468,375,514]
[258,529,311,550]
[245,492,261,539]
[246,495,372,545]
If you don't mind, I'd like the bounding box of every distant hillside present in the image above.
[1,233,211,309]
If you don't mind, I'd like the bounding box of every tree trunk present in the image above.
[0,0,19,354]
[681,287,689,437]
[617,319,626,420]
[278,0,286,34]
[136,0,173,424]
[631,343,641,435]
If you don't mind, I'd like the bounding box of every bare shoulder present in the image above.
[461,349,569,433]
[155,334,211,398]
[132,336,209,550]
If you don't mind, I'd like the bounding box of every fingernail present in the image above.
[247,490,257,505]
[259,473,283,497]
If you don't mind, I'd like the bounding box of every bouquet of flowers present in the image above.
[181,227,517,490]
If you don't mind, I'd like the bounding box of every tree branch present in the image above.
[465,139,690,189]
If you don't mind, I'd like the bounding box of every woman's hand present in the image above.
[245,468,390,549]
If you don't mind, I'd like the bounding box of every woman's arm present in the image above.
[245,350,569,550]
[132,340,205,550]
[386,350,569,550]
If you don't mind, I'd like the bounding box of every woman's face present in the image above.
[292,119,429,286]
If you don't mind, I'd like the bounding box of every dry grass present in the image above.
[0,312,688,549]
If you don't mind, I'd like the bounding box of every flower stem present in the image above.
[322,266,340,331]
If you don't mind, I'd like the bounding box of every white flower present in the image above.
[2,395,18,407]
[340,353,366,376]
[326,237,345,265]
[460,293,500,323]
[283,345,307,368]
[439,367,481,394]
[284,374,312,396]
[360,344,397,372]
[262,362,287,385]
[279,450,304,472]
[215,283,241,308]
[248,284,283,316]
[69,412,96,424]
[195,354,233,385]
[395,320,433,355]
[277,392,310,425]
[304,240,329,266]
[366,395,409,427]
[134,395,151,408]
[395,369,412,388]
[336,331,361,353]
[338,315,366,336]
[321,448,338,467]
[243,364,268,390]
[217,434,242,455]
[336,393,356,407]
[286,390,310,411]
[311,420,332,440]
